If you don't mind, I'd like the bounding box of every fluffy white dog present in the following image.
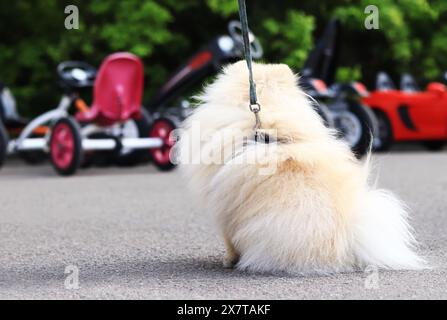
[178,61,425,274]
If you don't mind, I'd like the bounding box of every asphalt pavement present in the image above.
[0,151,446,299]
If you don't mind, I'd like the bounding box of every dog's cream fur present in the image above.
[179,61,425,274]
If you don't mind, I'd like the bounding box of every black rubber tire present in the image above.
[115,109,153,167]
[422,141,445,151]
[334,102,376,158]
[49,117,83,176]
[149,117,177,171]
[373,110,393,152]
[80,152,94,169]
[0,122,8,168]
[314,103,334,128]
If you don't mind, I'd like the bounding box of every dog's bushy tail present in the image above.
[353,189,427,270]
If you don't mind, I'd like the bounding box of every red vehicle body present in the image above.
[362,72,447,150]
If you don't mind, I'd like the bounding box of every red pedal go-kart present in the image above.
[363,72,447,151]
[2,52,176,175]
[53,52,176,175]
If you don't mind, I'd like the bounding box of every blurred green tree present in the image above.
[0,0,445,117]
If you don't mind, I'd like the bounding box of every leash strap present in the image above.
[238,0,261,131]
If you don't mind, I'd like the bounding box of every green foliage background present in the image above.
[0,0,446,117]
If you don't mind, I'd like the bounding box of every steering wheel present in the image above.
[57,61,97,88]
[228,20,263,59]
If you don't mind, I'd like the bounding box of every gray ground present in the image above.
[0,152,446,300]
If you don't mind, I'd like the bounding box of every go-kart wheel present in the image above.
[333,102,376,158]
[115,108,153,167]
[373,110,393,152]
[149,118,176,171]
[228,21,263,59]
[314,103,334,128]
[49,117,83,176]
[422,141,445,151]
[0,122,8,168]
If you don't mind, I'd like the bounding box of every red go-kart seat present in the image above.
[76,52,144,126]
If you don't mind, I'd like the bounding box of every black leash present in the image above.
[237,0,261,132]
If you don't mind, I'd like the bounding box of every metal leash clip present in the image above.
[249,103,262,131]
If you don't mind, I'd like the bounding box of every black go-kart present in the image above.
[127,20,265,167]
[144,21,264,125]
[301,19,378,158]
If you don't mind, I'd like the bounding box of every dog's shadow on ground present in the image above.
[0,254,357,291]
